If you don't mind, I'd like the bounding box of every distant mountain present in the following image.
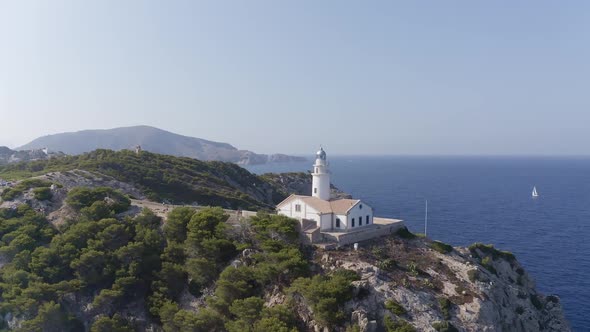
[17,125,306,165]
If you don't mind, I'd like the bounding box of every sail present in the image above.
[532,186,538,197]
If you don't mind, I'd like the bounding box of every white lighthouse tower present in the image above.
[311,147,331,200]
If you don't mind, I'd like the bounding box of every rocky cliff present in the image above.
[294,234,570,332]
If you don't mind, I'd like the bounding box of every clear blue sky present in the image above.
[1,1,589,155]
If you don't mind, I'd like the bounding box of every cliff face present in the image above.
[302,235,570,332]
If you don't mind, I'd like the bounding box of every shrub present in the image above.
[288,269,360,327]
[66,187,130,212]
[467,269,479,282]
[372,247,386,259]
[481,256,497,275]
[385,299,407,315]
[20,178,53,188]
[430,241,453,254]
[384,316,416,332]
[90,314,133,332]
[530,294,543,310]
[33,187,52,201]
[163,207,195,243]
[396,227,416,240]
[227,297,265,328]
[516,306,524,315]
[1,188,23,201]
[432,321,459,332]
[1,178,54,201]
[438,297,452,320]
[378,259,397,271]
[468,243,516,262]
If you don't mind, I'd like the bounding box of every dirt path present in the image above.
[130,199,258,223]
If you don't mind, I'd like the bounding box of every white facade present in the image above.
[276,147,375,233]
[345,202,373,230]
[311,147,330,201]
[277,197,321,225]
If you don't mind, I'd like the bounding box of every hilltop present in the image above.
[17,125,306,165]
[0,149,288,211]
[0,153,570,331]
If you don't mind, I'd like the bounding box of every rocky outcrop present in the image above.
[305,235,570,332]
[0,170,145,226]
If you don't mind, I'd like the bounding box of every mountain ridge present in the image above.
[17,125,305,165]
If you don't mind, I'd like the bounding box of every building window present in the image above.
[295,204,301,212]
[352,218,355,227]
[314,188,317,194]
[336,218,340,228]
[359,204,363,209]
[366,215,370,224]
[315,167,318,173]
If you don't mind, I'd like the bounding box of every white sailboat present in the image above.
[532,186,539,198]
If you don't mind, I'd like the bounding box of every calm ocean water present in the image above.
[246,156,590,331]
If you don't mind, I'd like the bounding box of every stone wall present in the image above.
[322,220,404,247]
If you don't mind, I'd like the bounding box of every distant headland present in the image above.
[13,125,306,166]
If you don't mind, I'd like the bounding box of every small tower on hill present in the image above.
[135,145,142,155]
[311,147,331,200]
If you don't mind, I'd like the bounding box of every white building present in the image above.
[277,147,374,232]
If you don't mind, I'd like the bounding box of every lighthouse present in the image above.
[311,147,331,200]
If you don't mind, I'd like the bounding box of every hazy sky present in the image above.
[1,1,589,155]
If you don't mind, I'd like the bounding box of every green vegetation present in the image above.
[0,149,285,210]
[33,187,52,201]
[468,243,516,262]
[153,209,306,331]
[378,258,397,271]
[0,188,312,332]
[395,227,416,239]
[432,321,459,332]
[384,316,416,332]
[385,299,407,315]
[530,294,543,310]
[430,241,453,254]
[0,204,56,260]
[480,256,497,275]
[90,314,133,332]
[467,269,479,282]
[438,297,452,320]
[288,269,359,327]
[0,201,162,330]
[0,178,53,201]
[66,187,130,213]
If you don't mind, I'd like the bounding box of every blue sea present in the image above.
[246,156,590,331]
